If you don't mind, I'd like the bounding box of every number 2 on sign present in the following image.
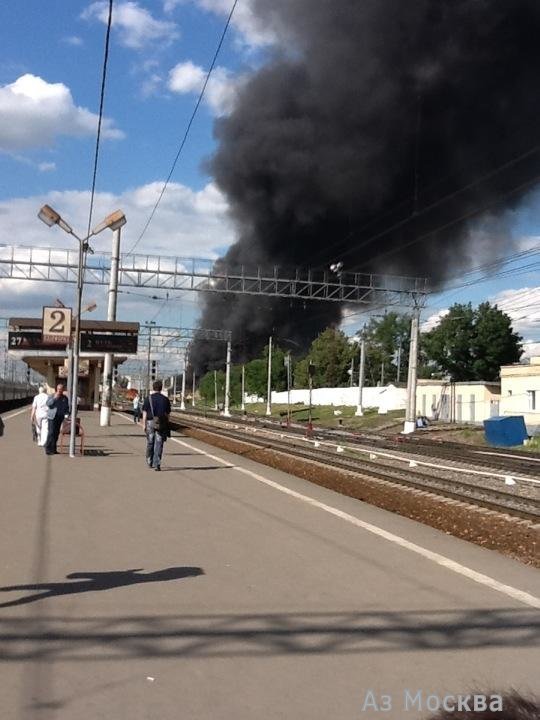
[49,310,66,333]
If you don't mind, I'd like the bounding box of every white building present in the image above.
[499,356,540,433]
[416,379,501,424]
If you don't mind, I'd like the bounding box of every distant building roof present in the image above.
[417,379,500,387]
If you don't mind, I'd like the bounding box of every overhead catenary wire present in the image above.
[349,169,540,273]
[125,0,239,257]
[309,140,540,272]
[85,0,114,239]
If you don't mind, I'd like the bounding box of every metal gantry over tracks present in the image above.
[0,245,428,306]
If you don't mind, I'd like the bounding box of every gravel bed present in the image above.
[198,418,540,502]
[175,422,539,567]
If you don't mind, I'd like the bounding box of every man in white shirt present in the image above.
[31,386,50,446]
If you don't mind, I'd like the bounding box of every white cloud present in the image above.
[168,61,242,114]
[0,74,124,152]
[490,286,540,334]
[38,162,56,172]
[0,181,233,259]
[83,1,179,49]
[63,35,84,46]
[163,0,183,11]
[421,308,449,332]
[0,181,234,320]
[164,0,274,48]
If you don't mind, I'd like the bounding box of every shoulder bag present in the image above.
[149,395,170,436]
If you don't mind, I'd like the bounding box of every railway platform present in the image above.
[0,406,539,720]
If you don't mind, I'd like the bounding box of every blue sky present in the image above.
[0,0,539,365]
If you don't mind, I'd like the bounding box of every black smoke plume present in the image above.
[195,0,540,370]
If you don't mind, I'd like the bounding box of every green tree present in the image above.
[359,312,411,385]
[293,357,309,388]
[422,302,522,381]
[472,302,522,379]
[264,343,288,393]
[294,328,352,388]
[198,367,242,407]
[198,370,225,407]
[244,358,267,398]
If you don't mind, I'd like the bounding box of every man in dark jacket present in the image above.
[141,380,171,471]
[45,384,70,455]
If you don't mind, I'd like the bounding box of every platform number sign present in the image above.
[42,306,72,345]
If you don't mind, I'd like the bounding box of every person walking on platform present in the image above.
[142,380,171,471]
[132,392,141,423]
[31,386,49,446]
[45,383,70,456]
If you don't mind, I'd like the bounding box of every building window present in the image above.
[528,390,537,411]
[508,390,512,396]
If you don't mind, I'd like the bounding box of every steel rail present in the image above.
[170,414,540,522]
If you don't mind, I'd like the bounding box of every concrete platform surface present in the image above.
[0,407,539,720]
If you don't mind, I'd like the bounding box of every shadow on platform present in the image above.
[0,567,204,608]
[161,465,234,472]
[0,607,538,661]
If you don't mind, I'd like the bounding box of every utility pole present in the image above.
[355,330,366,416]
[396,337,402,384]
[173,374,177,405]
[100,225,121,426]
[403,304,421,433]
[349,356,354,387]
[266,335,272,416]
[380,357,385,386]
[213,370,218,410]
[145,323,154,397]
[241,364,246,413]
[224,339,231,417]
[180,349,187,411]
[286,352,291,426]
[192,371,196,408]
[307,361,315,437]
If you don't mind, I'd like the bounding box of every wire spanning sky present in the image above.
[0,1,539,359]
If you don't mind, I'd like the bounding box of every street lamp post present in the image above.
[99,212,128,426]
[66,301,97,405]
[38,204,125,458]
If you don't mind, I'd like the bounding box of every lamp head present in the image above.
[92,209,126,235]
[38,205,73,234]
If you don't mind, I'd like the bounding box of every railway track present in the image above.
[175,407,540,477]
[171,413,540,523]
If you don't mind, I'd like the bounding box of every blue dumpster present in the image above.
[483,416,528,447]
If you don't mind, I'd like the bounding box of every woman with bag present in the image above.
[141,380,171,471]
